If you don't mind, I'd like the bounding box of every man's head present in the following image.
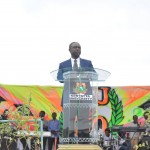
[69,42,81,59]
[3,109,9,116]
[133,115,138,123]
[143,111,149,120]
[52,112,57,120]
[105,128,110,137]
[39,110,45,118]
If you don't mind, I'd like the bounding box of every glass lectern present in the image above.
[50,68,110,144]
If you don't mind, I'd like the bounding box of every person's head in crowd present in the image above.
[143,111,149,120]
[3,109,9,117]
[105,128,110,137]
[52,112,57,120]
[39,110,45,120]
[1,109,9,120]
[69,42,81,59]
[133,115,138,124]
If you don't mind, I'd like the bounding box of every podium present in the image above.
[51,68,110,148]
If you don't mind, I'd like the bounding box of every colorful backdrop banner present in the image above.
[0,84,150,130]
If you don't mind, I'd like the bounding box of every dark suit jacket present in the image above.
[57,58,94,106]
[57,58,94,82]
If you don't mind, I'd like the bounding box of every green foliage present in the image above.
[0,96,41,149]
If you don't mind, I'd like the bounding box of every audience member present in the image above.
[48,112,60,150]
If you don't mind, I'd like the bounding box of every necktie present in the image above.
[73,59,78,71]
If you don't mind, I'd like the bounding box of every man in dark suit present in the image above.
[57,42,95,143]
[57,42,94,82]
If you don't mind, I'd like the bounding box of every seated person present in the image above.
[118,131,129,150]
[102,128,127,150]
[126,115,140,150]
[102,128,112,150]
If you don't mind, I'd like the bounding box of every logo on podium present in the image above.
[74,82,87,94]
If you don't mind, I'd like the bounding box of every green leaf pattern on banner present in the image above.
[108,89,124,127]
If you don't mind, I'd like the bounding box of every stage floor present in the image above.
[58,144,102,150]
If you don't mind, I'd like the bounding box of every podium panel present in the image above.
[62,72,98,144]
